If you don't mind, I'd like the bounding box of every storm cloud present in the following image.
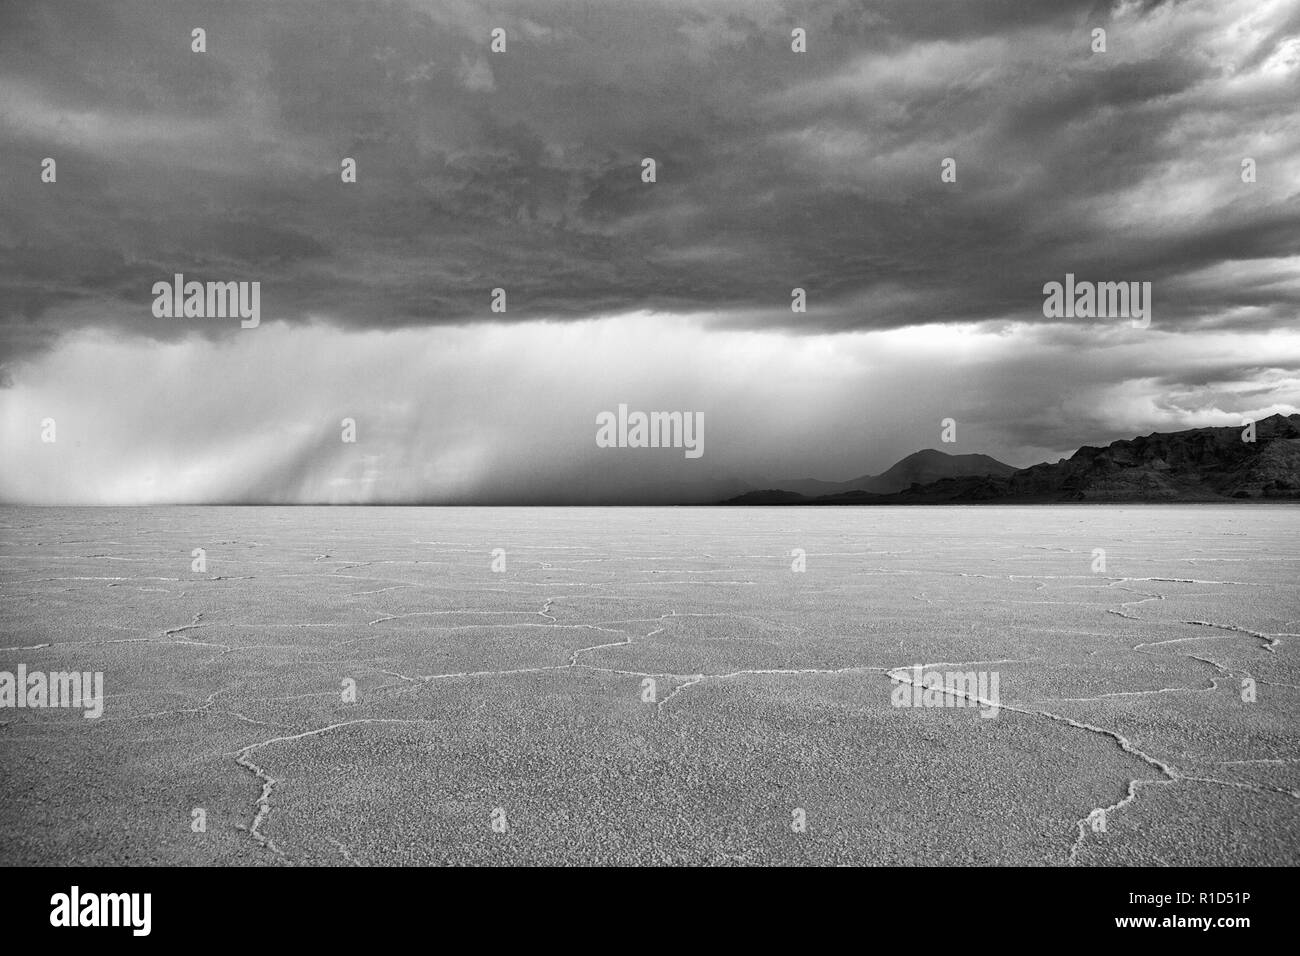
[1,0,1298,502]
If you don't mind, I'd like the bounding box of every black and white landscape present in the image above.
[1,0,1298,869]
[2,504,1299,866]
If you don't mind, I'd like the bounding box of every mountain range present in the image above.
[724,414,1300,504]
[770,449,1018,498]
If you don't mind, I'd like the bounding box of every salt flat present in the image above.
[1,505,1297,866]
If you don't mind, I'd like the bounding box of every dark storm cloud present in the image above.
[1,0,1297,373]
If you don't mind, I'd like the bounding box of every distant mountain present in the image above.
[866,449,1020,492]
[724,415,1300,504]
[722,489,813,505]
[771,449,1018,497]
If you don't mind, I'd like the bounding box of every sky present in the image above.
[1,0,1298,504]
